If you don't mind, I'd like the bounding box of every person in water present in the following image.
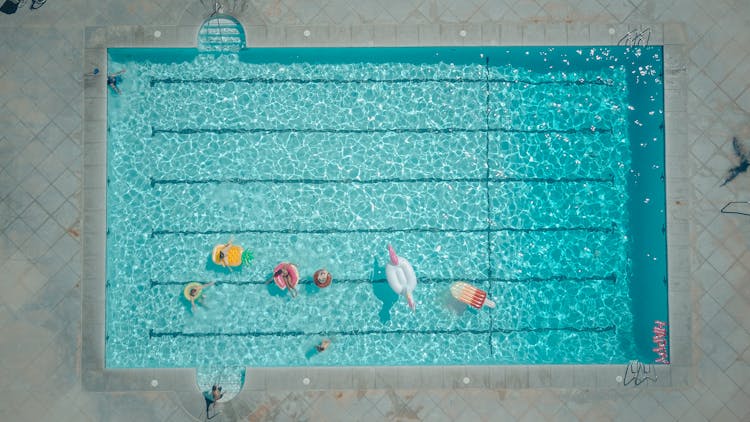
[188,281,215,310]
[217,238,234,268]
[316,339,331,352]
[314,268,332,287]
[107,69,126,94]
[274,266,298,298]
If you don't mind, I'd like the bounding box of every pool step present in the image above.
[196,366,245,403]
[198,16,245,53]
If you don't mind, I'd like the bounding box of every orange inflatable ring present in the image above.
[313,269,332,288]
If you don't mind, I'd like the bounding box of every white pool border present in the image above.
[82,20,691,399]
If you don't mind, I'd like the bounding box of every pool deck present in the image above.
[1,0,749,421]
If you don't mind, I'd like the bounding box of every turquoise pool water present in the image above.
[105,46,666,368]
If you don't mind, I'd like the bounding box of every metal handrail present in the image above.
[617,27,651,47]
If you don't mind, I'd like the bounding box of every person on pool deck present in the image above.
[212,384,223,404]
[204,384,223,413]
[274,266,298,298]
[316,339,331,353]
[107,69,126,94]
[188,281,215,310]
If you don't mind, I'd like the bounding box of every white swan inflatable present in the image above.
[385,244,417,311]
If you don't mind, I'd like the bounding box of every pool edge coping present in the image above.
[81,20,691,398]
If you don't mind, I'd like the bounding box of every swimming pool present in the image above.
[105,46,666,369]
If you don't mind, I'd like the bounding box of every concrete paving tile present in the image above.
[544,22,566,44]
[505,366,529,388]
[435,389,469,420]
[437,23,468,45]
[50,230,80,263]
[18,260,48,294]
[725,389,750,421]
[712,406,740,422]
[395,25,419,45]
[708,279,735,307]
[326,24,351,46]
[405,390,437,420]
[523,23,546,45]
[52,106,82,137]
[500,23,523,45]
[0,250,33,280]
[371,24,396,46]
[526,392,560,418]
[418,23,440,44]
[694,387,724,420]
[37,183,66,215]
[722,59,750,101]
[344,393,377,421]
[565,22,590,45]
[370,389,397,418]
[349,24,374,45]
[480,22,499,44]
[54,168,80,199]
[320,2,355,26]
[699,359,741,402]
[736,87,750,113]
[704,40,747,86]
[0,167,14,201]
[52,200,81,232]
[705,247,735,276]
[269,391,308,419]
[630,391,664,420]
[413,404,450,422]
[0,275,35,313]
[724,323,750,355]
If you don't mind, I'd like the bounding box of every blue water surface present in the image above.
[105,46,666,368]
